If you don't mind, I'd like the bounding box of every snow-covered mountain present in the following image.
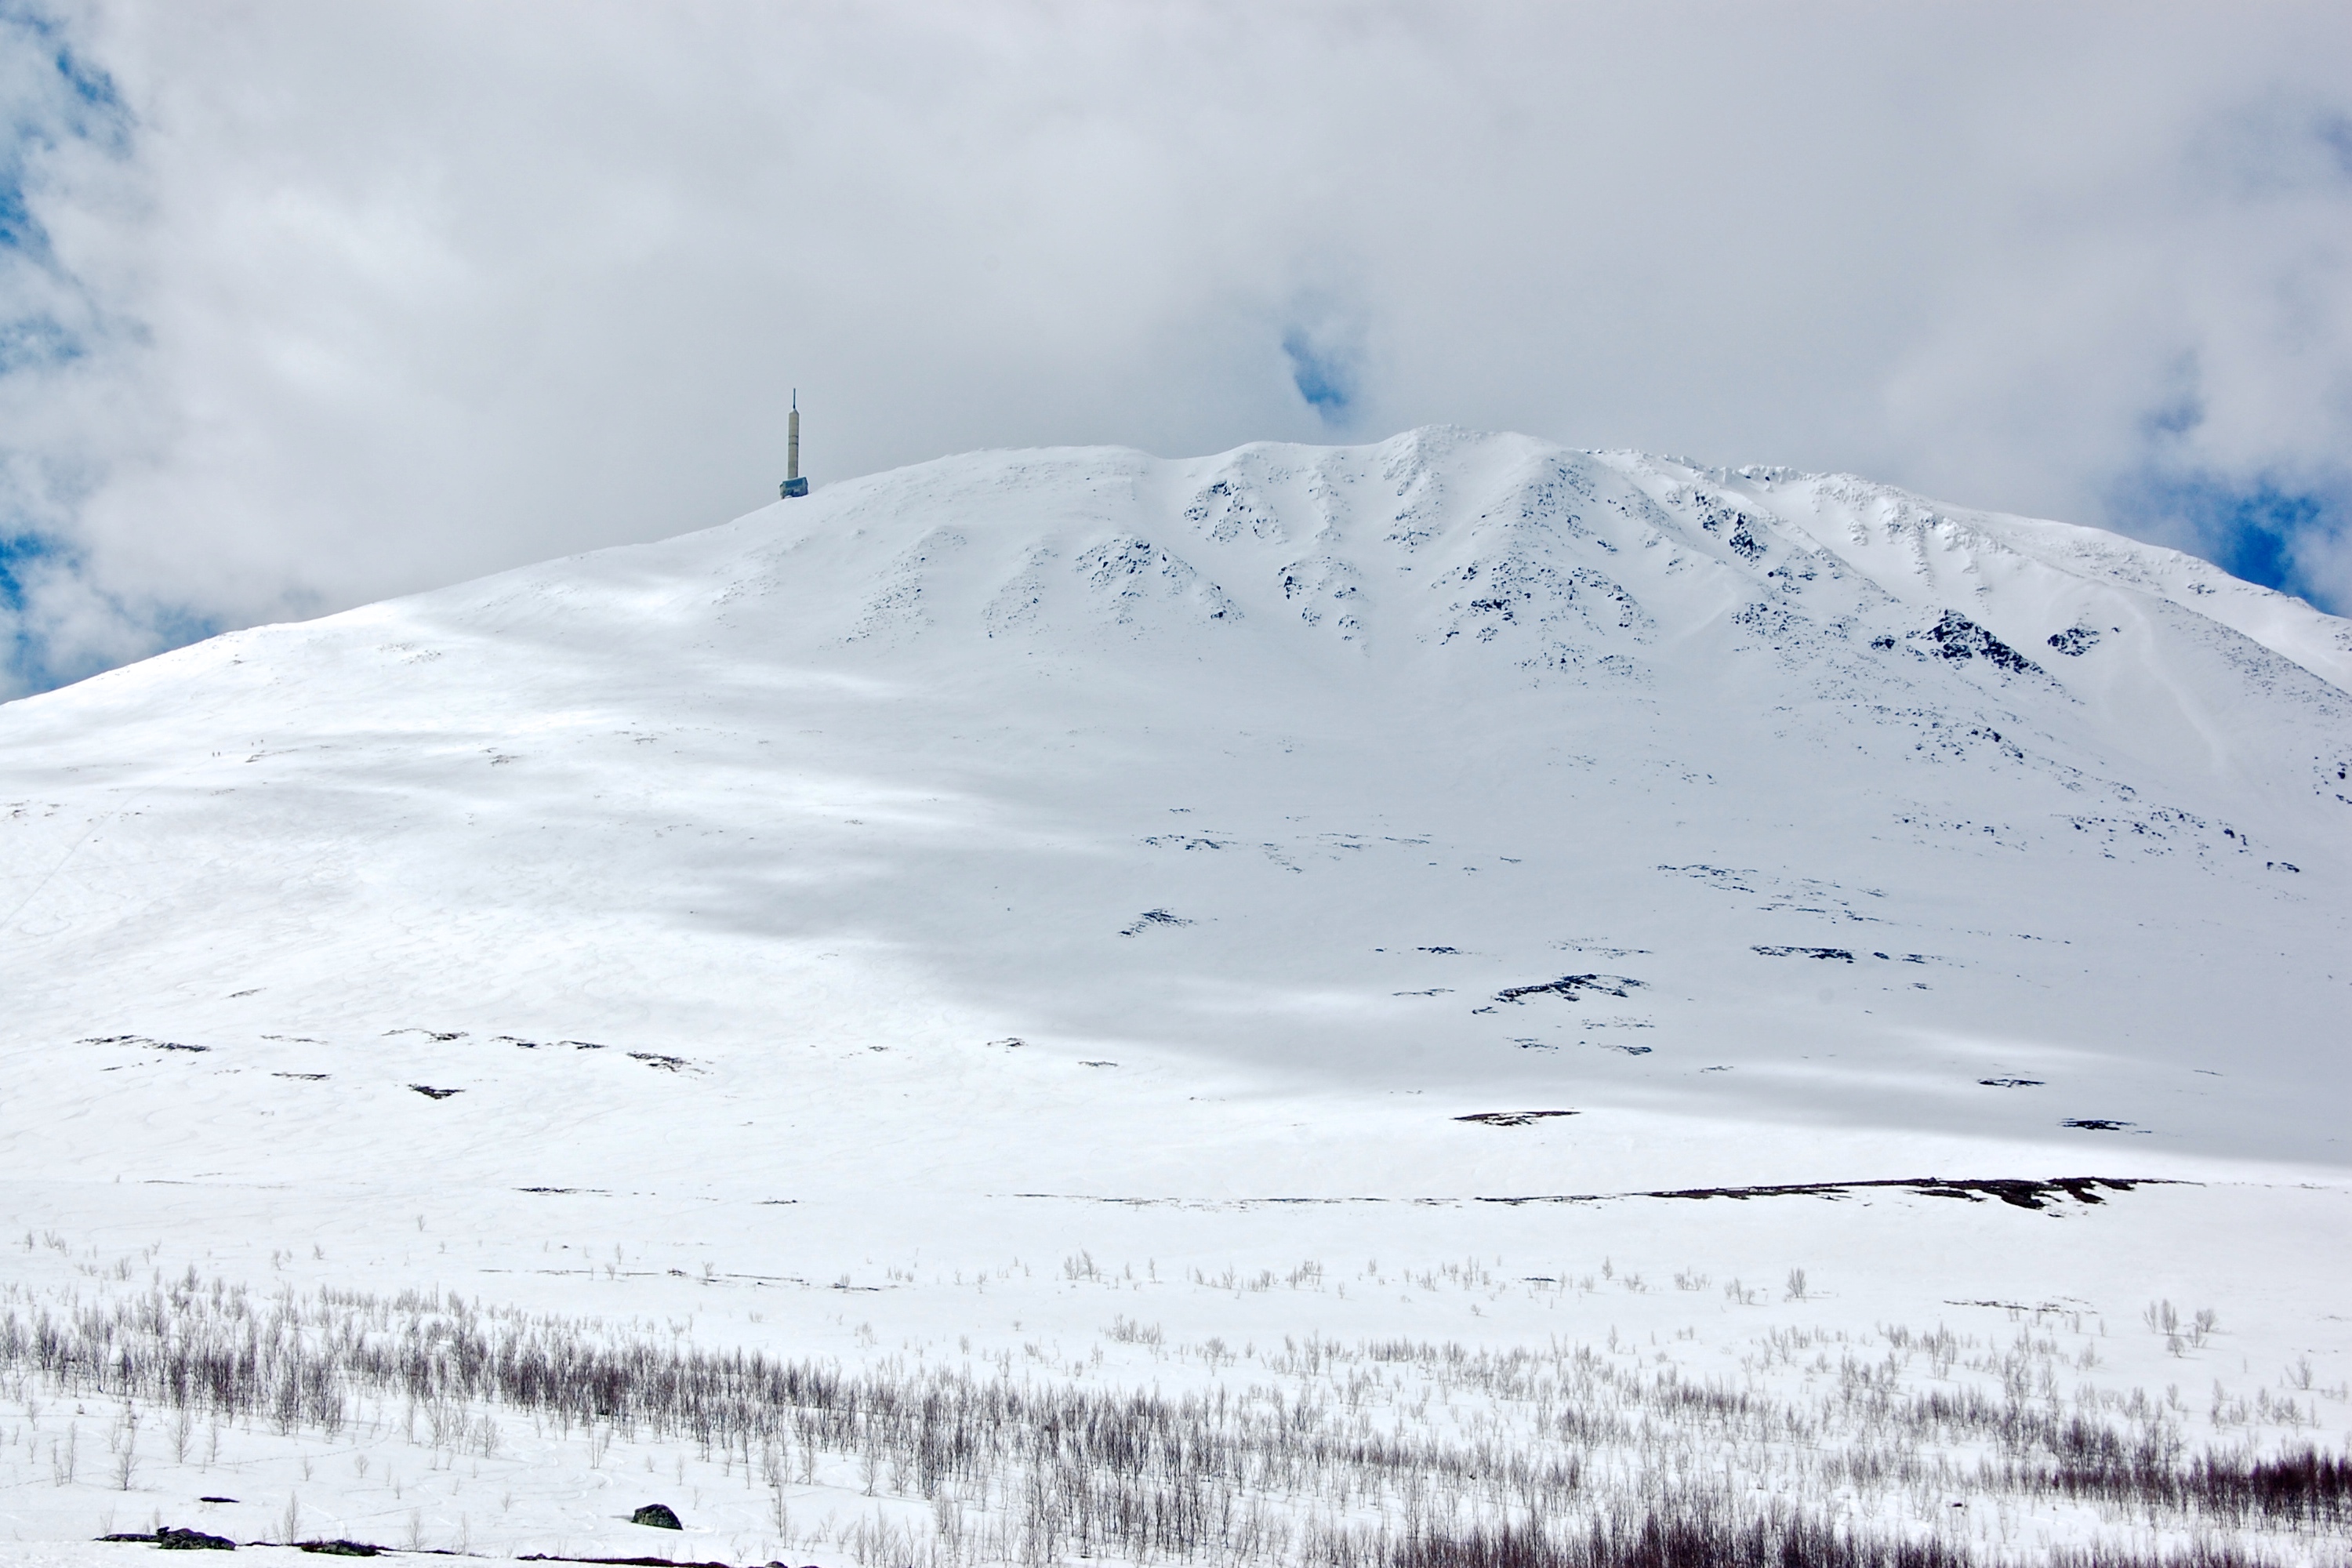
[6,429,2351,1564]
[5,427,2345,1197]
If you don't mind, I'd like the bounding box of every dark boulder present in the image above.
[630,1502,684,1530]
[158,1525,239,1549]
[97,1526,238,1550]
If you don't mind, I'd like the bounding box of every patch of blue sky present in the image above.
[3,2,125,115]
[47,28,122,118]
[1282,328,1356,422]
[0,178,32,250]
[0,528,45,605]
[0,5,145,699]
[2114,470,2347,615]
[0,532,221,698]
[0,531,55,692]
[2,7,129,253]
[1,9,129,361]
[2122,333,2350,615]
[0,308,79,371]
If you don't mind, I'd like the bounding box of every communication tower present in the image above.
[780,390,808,498]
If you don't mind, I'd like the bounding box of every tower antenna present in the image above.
[781,389,808,498]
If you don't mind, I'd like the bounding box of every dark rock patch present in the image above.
[1494,974,1642,1004]
[97,1525,238,1549]
[408,1083,461,1100]
[1477,1175,2164,1210]
[1456,1110,1579,1127]
[1915,611,2042,674]
[1652,1176,2142,1210]
[630,1503,684,1530]
[2046,626,2105,655]
[1752,945,1853,961]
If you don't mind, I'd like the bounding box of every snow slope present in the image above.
[2,428,2348,1561]
[5,426,2347,1178]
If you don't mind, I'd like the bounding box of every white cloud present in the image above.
[5,0,2351,693]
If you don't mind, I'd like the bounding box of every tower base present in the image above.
[780,477,808,499]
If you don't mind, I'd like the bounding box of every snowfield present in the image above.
[0,428,2347,1564]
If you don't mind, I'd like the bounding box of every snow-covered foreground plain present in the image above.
[2,429,2347,1563]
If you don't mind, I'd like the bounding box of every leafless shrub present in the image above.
[2,1269,2345,1564]
[1105,1316,1163,1346]
[110,1421,136,1491]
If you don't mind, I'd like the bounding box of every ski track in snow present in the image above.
[1,428,2347,1563]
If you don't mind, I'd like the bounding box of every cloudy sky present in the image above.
[3,1,2350,696]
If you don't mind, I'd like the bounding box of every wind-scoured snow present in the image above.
[1,429,2347,1563]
